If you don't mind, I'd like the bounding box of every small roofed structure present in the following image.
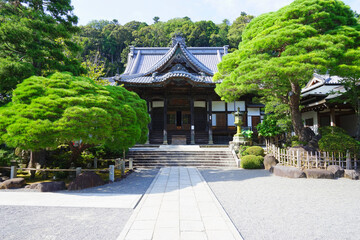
[301,74,356,136]
[110,35,264,144]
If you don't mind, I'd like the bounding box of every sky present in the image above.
[71,0,360,26]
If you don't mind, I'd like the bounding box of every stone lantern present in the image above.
[233,107,246,143]
[229,107,248,152]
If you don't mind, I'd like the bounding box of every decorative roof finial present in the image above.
[171,33,186,47]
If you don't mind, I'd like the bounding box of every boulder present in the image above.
[304,169,334,179]
[25,181,66,192]
[272,165,306,178]
[312,134,322,142]
[264,154,278,170]
[307,140,319,150]
[326,165,344,178]
[68,172,104,190]
[299,127,316,142]
[344,170,360,180]
[0,178,26,189]
[0,176,10,182]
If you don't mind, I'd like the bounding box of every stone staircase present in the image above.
[127,146,237,168]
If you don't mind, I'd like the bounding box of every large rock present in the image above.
[68,172,104,190]
[0,176,9,182]
[264,154,278,170]
[300,127,316,142]
[304,169,334,179]
[326,165,344,178]
[306,140,319,150]
[344,170,360,180]
[25,181,66,192]
[0,178,26,189]
[272,165,306,178]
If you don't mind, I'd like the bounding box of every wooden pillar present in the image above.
[146,100,151,144]
[163,97,168,145]
[208,99,213,144]
[330,108,336,127]
[190,97,195,144]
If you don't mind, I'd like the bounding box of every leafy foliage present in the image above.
[0,72,149,161]
[240,155,264,169]
[331,47,360,140]
[256,117,284,138]
[227,12,254,50]
[214,0,360,138]
[0,1,84,102]
[243,146,265,156]
[318,126,359,154]
[77,14,254,77]
[0,145,18,167]
[241,129,253,139]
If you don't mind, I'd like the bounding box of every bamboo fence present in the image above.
[265,140,359,170]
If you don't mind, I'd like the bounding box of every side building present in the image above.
[109,36,264,144]
[301,73,356,137]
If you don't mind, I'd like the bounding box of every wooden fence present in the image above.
[265,142,359,170]
[0,158,134,180]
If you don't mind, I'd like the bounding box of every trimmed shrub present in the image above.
[243,146,264,156]
[240,155,264,169]
[237,145,249,158]
[318,127,359,154]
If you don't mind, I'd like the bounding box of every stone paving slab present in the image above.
[117,167,243,240]
[0,192,142,208]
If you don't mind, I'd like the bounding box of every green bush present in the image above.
[319,126,347,136]
[318,127,359,154]
[243,146,264,156]
[240,155,264,169]
[0,146,18,167]
[237,145,249,158]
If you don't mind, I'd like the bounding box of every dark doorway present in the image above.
[176,111,182,126]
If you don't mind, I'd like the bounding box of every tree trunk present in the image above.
[289,82,304,139]
[355,98,360,141]
[68,142,93,164]
[28,151,40,179]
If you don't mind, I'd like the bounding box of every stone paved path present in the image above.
[117,167,243,240]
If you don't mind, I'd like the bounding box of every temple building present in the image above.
[301,74,357,136]
[110,36,264,144]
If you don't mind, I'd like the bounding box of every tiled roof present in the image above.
[118,37,228,85]
[110,71,216,85]
[302,73,343,94]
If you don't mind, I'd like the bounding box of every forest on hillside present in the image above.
[77,13,254,77]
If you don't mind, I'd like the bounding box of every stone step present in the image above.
[128,148,236,168]
[133,163,236,168]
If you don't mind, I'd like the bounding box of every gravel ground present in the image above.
[200,169,360,240]
[0,168,159,240]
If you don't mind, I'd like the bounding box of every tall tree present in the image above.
[332,46,360,140]
[215,0,360,139]
[227,12,254,50]
[0,72,149,167]
[0,0,83,103]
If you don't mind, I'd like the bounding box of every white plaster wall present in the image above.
[247,108,260,116]
[302,111,318,134]
[227,101,246,111]
[194,101,206,108]
[152,101,164,108]
[228,114,235,126]
[212,101,226,111]
[212,114,216,126]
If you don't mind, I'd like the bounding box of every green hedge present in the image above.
[318,127,359,154]
[243,146,264,156]
[240,155,264,169]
